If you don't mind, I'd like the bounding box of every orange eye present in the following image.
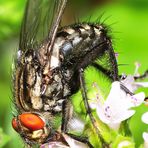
[19,113,45,131]
[12,117,19,132]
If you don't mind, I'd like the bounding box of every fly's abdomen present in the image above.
[54,23,112,69]
[53,23,117,80]
[62,24,107,54]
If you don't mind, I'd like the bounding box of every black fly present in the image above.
[12,0,119,147]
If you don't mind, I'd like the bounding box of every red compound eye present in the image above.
[12,117,19,132]
[19,113,45,131]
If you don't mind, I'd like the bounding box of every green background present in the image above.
[0,0,147,147]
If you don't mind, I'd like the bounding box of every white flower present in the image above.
[40,133,89,148]
[92,81,145,130]
[121,75,148,93]
[117,140,133,148]
[121,62,148,93]
[142,112,148,124]
[62,133,89,148]
[143,132,148,148]
[141,112,148,148]
[41,141,69,148]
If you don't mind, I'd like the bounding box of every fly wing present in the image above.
[19,0,67,51]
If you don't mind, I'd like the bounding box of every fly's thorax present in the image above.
[13,49,70,113]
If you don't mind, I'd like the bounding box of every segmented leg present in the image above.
[134,70,148,80]
[61,99,73,133]
[120,83,134,95]
[120,70,148,80]
[61,98,93,147]
[120,70,148,95]
[79,68,108,147]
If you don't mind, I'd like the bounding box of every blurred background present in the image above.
[0,0,148,147]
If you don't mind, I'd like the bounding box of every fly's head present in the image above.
[12,112,52,144]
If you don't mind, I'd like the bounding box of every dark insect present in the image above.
[11,0,119,147]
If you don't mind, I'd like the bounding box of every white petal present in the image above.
[114,110,135,123]
[142,112,148,124]
[41,134,89,148]
[143,132,148,148]
[135,82,148,88]
[121,75,148,93]
[143,132,148,142]
[105,81,121,104]
[118,140,132,148]
[63,134,89,148]
[129,92,145,107]
[108,122,120,130]
[96,105,110,124]
[41,142,69,148]
[121,75,138,92]
[89,101,97,109]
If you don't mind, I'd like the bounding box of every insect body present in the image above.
[12,0,118,147]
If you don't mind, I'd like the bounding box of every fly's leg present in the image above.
[79,68,109,147]
[134,70,148,80]
[119,70,148,80]
[120,70,148,95]
[61,99,73,133]
[61,98,93,147]
[79,69,97,129]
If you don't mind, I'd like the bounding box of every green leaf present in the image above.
[0,128,10,147]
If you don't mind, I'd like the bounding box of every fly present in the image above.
[11,0,119,147]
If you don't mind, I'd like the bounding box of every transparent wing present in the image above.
[19,0,67,51]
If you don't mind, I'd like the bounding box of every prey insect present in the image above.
[11,0,119,147]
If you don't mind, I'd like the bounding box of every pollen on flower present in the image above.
[131,96,138,106]
[142,112,148,124]
[104,106,111,118]
[105,106,110,112]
